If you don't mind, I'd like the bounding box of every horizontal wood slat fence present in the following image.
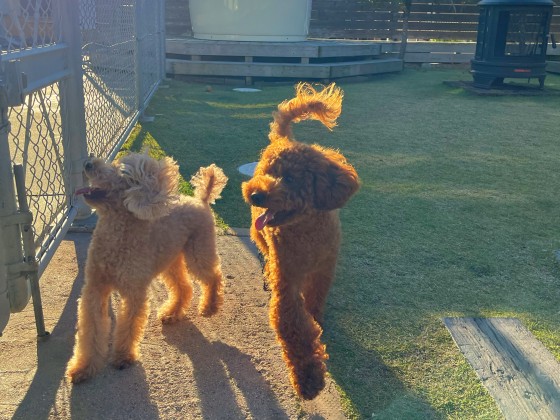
[167,0,559,42]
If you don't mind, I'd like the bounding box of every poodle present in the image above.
[66,153,227,384]
[242,83,360,400]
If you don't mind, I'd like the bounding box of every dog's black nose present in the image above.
[250,192,267,207]
[84,160,93,171]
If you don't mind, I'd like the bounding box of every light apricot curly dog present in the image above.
[66,153,227,384]
[242,83,360,400]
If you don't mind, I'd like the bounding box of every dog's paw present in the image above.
[66,363,97,384]
[198,303,219,317]
[158,309,185,324]
[198,290,223,317]
[111,354,137,370]
[159,314,180,324]
[292,360,327,400]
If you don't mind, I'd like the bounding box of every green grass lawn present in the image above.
[126,67,560,418]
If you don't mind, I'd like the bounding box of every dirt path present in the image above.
[0,231,347,419]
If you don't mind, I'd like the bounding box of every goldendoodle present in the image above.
[242,83,360,400]
[66,153,227,384]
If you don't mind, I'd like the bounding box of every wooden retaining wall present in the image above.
[404,41,560,64]
[166,0,560,42]
[166,39,403,83]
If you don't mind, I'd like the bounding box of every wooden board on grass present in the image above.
[443,317,560,419]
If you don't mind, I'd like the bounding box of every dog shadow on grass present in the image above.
[163,323,289,420]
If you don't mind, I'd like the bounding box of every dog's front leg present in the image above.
[66,282,112,384]
[270,279,328,400]
[111,289,150,370]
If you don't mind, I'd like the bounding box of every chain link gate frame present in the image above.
[0,0,165,337]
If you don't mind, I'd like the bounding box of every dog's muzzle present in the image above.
[250,192,267,207]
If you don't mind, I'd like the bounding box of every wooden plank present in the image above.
[407,22,479,31]
[409,12,481,23]
[398,42,554,55]
[405,30,479,40]
[166,58,402,79]
[548,44,560,56]
[166,25,192,37]
[315,10,397,19]
[310,28,397,39]
[405,52,473,63]
[313,0,394,7]
[328,58,403,77]
[166,39,321,58]
[165,0,191,37]
[166,39,384,59]
[547,61,560,74]
[411,3,479,13]
[316,20,398,31]
[167,59,332,78]
[405,42,475,53]
[444,318,560,420]
[318,42,382,57]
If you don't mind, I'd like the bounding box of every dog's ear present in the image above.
[312,147,360,211]
[120,155,179,220]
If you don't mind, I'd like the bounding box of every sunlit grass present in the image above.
[123,68,560,418]
[118,124,227,230]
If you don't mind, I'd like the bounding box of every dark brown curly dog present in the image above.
[242,83,360,400]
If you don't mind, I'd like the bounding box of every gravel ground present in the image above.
[0,229,346,420]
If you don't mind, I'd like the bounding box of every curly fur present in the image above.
[242,83,360,400]
[190,163,228,204]
[66,153,227,384]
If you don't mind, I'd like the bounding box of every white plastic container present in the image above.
[189,0,312,42]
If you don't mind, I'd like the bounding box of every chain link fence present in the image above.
[0,0,165,336]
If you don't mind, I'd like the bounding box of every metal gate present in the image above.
[0,0,165,337]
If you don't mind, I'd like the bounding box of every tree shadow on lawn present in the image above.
[323,314,438,419]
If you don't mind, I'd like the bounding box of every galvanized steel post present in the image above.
[58,0,91,220]
[0,76,30,336]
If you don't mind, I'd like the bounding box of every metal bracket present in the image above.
[0,59,26,108]
[7,260,38,276]
[1,211,33,227]
[2,210,37,276]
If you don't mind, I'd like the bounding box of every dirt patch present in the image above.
[0,232,347,419]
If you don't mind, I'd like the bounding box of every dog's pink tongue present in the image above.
[255,210,274,231]
[75,187,92,196]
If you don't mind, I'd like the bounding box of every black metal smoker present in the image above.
[471,0,556,89]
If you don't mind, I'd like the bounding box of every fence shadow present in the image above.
[163,322,288,420]
[11,234,88,419]
[69,363,158,419]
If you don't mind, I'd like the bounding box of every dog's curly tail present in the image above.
[190,164,228,205]
[269,82,343,142]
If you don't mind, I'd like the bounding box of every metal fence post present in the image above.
[0,86,30,336]
[134,0,142,114]
[13,164,47,337]
[58,0,91,219]
[159,0,166,82]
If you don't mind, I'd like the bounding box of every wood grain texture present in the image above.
[444,317,560,419]
[166,58,403,79]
